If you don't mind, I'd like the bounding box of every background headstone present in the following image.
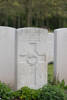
[54,28,67,84]
[17,28,48,89]
[0,26,16,89]
[48,33,54,63]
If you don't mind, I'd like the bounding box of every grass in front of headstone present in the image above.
[48,63,54,83]
[0,63,67,100]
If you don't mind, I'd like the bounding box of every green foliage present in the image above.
[13,85,67,100]
[48,64,67,100]
[0,82,67,100]
[39,85,66,100]
[14,87,40,100]
[0,82,14,100]
[48,64,67,90]
[52,80,67,90]
[0,63,67,100]
[0,0,67,29]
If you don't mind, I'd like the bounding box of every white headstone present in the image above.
[0,26,16,89]
[54,28,67,84]
[17,28,48,89]
[48,33,54,63]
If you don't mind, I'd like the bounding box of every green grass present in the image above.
[48,63,54,83]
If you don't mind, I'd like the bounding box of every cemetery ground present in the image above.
[0,64,67,100]
[48,63,54,83]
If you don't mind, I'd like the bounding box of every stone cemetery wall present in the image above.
[0,26,16,89]
[54,28,67,84]
[17,28,48,89]
[48,33,54,63]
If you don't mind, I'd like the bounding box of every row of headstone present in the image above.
[0,26,67,90]
[0,27,48,90]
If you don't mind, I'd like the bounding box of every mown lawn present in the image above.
[48,63,54,83]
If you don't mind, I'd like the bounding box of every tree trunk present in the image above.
[18,16,20,28]
[5,14,8,26]
[27,0,32,27]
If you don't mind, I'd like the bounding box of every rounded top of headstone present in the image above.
[0,26,16,40]
[17,27,48,33]
[54,28,67,32]
[0,26,15,30]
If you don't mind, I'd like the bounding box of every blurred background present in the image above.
[0,0,67,30]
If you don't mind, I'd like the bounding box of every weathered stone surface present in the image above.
[48,33,54,63]
[54,28,67,84]
[0,26,16,89]
[17,28,48,89]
